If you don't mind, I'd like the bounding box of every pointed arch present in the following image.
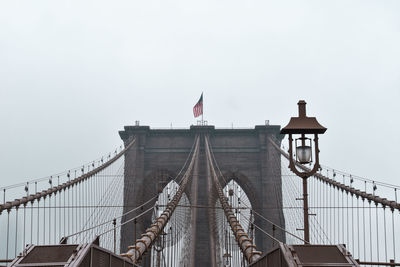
[219,171,262,211]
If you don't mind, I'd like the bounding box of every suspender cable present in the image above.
[37,200,40,243]
[49,194,51,244]
[121,136,200,264]
[362,197,366,261]
[23,204,26,253]
[376,202,380,262]
[342,177,345,244]
[369,200,372,262]
[43,197,46,244]
[392,209,396,261]
[15,208,19,257]
[6,210,10,261]
[204,135,262,264]
[384,207,388,262]
[357,196,360,258]
[30,201,33,244]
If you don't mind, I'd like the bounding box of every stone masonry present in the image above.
[119,125,285,266]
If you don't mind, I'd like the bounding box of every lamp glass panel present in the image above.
[224,254,230,266]
[296,145,312,164]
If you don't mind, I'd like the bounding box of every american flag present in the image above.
[193,93,203,118]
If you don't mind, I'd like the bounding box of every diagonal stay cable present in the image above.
[80,161,124,240]
[279,153,332,244]
[121,136,200,264]
[65,135,199,242]
[239,210,281,244]
[80,162,125,243]
[0,138,137,212]
[205,135,262,264]
[207,137,308,244]
[64,205,155,240]
[269,136,400,212]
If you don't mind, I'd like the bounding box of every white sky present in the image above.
[0,0,399,191]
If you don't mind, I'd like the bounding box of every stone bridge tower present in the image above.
[119,125,285,266]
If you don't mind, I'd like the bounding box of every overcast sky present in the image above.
[0,1,399,192]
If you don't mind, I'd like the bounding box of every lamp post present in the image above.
[223,252,231,267]
[280,100,327,243]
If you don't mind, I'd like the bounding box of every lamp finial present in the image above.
[298,100,307,118]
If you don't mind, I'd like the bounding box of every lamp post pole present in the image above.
[301,133,310,243]
[303,177,310,243]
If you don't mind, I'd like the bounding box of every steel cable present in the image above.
[208,136,308,245]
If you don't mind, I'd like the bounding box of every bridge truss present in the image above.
[0,132,399,266]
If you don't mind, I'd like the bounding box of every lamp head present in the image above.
[280,100,326,135]
[280,100,327,178]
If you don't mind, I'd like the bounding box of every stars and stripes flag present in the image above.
[193,93,203,118]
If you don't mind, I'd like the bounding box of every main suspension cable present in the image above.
[205,135,262,264]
